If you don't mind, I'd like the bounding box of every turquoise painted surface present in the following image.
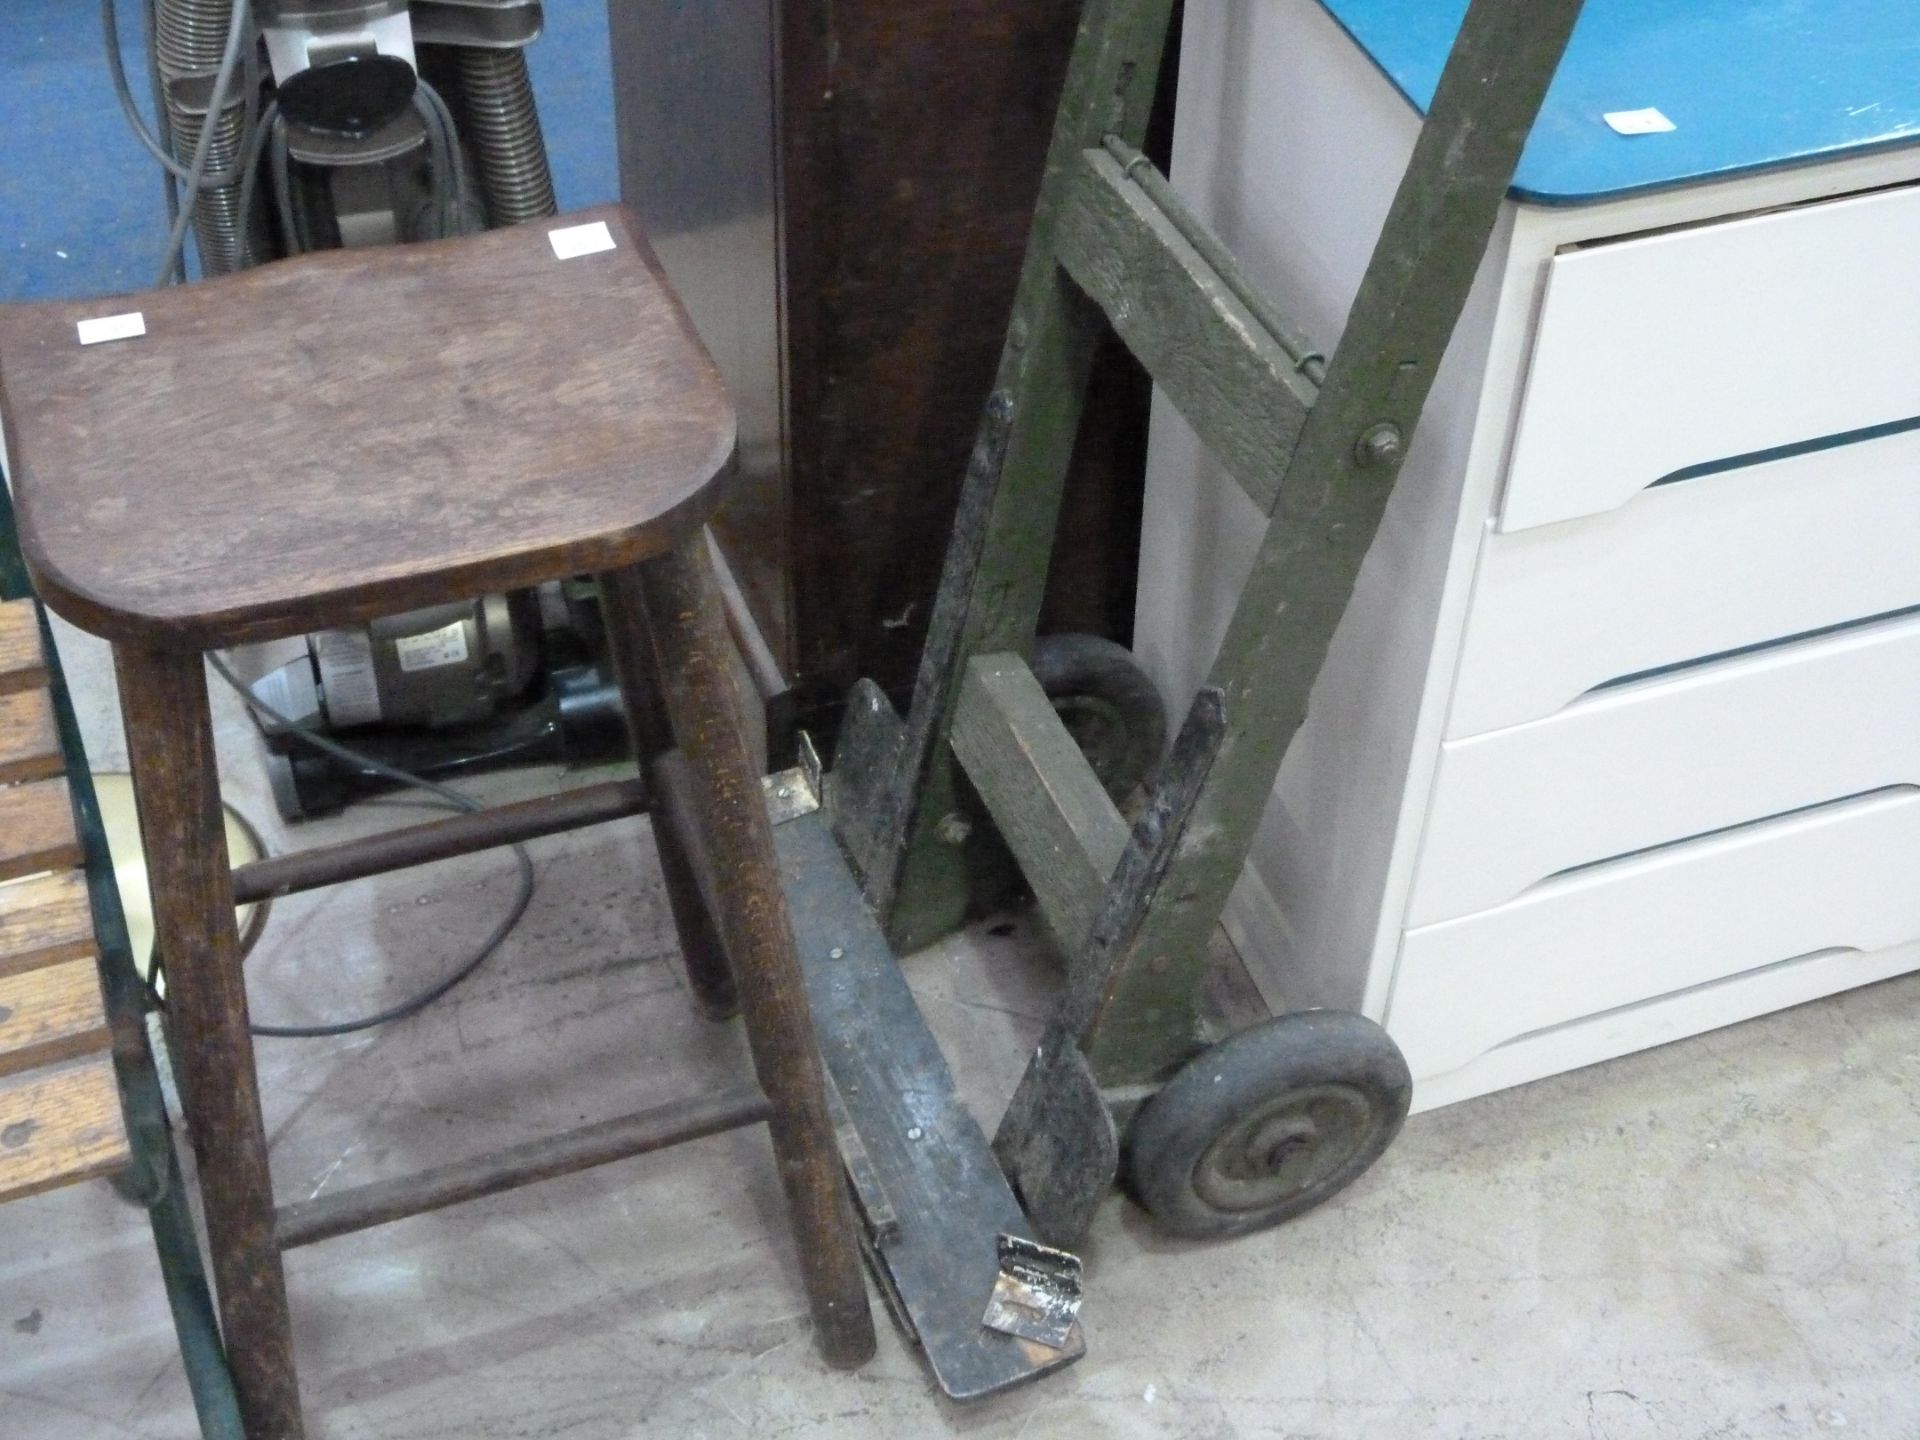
[1318,0,1920,203]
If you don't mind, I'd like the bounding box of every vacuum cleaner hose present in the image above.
[455,46,557,226]
[154,0,253,272]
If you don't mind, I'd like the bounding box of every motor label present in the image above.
[314,628,382,726]
[395,621,471,673]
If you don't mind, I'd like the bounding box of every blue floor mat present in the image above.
[0,0,617,304]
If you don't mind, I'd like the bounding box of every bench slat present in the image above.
[0,600,47,697]
[0,958,109,1079]
[0,1055,128,1203]
[0,778,82,883]
[0,687,64,786]
[0,871,96,979]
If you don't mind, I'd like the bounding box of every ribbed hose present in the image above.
[164,101,251,270]
[155,0,251,273]
[455,47,557,226]
[152,0,228,74]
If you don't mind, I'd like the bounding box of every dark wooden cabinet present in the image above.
[611,1,1164,733]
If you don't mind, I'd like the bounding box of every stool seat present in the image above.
[0,205,735,647]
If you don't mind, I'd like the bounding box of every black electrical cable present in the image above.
[232,97,280,256]
[202,654,540,1039]
[412,77,473,240]
[411,88,453,240]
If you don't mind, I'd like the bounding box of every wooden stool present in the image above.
[0,206,874,1438]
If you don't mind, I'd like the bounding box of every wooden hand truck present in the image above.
[770,0,1583,1398]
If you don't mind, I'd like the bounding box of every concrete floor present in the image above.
[2,622,1916,1439]
[6,12,1915,1435]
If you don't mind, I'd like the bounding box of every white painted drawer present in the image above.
[1389,787,1920,1083]
[1409,607,1920,926]
[1500,180,1920,533]
[1448,424,1920,738]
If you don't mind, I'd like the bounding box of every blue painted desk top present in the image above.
[1317,0,1920,204]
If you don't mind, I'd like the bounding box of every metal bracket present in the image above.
[763,764,821,826]
[982,1234,1084,1351]
[781,811,1083,1401]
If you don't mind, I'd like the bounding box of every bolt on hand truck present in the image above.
[753,0,1583,1404]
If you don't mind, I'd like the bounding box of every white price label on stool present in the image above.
[548,220,616,259]
[76,312,146,345]
[1603,107,1676,136]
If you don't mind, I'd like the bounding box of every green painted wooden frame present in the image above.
[829,0,1582,1102]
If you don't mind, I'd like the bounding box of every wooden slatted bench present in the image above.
[0,596,128,1203]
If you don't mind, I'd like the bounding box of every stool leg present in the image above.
[116,643,305,1440]
[615,541,877,1370]
[599,568,739,1020]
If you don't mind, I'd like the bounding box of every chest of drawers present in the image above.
[1136,0,1920,1109]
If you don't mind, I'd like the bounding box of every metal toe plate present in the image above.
[776,811,1085,1401]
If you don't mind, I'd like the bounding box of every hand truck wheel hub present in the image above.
[1193,1083,1374,1213]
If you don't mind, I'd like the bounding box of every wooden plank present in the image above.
[950,653,1128,952]
[0,871,96,978]
[0,1054,128,1204]
[0,778,82,883]
[0,957,109,1078]
[0,599,48,697]
[1055,146,1318,514]
[0,687,64,786]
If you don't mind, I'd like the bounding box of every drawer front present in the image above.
[1501,181,1920,533]
[1409,607,1920,926]
[1389,788,1920,1082]
[1449,424,1920,738]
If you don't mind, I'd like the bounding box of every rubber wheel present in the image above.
[1124,1010,1411,1240]
[1029,633,1168,802]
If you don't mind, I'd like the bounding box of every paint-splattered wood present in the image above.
[0,600,47,696]
[0,1054,127,1203]
[0,957,108,1078]
[0,871,95,979]
[0,778,81,883]
[1056,146,1318,515]
[0,204,737,648]
[951,653,1127,956]
[0,687,63,786]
